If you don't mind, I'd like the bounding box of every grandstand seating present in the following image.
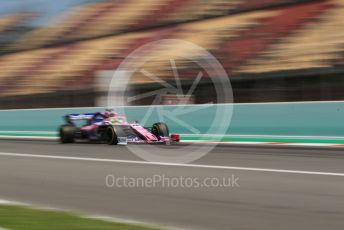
[235,0,293,10]
[1,35,136,95]
[6,2,116,51]
[0,13,31,36]
[130,11,273,83]
[238,0,344,73]
[4,0,304,52]
[218,0,333,73]
[8,0,171,50]
[131,1,334,82]
[1,0,344,97]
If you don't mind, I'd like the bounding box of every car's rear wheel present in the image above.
[105,126,118,145]
[59,125,77,143]
[152,122,169,140]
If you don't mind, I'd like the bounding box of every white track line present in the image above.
[0,152,344,177]
[180,133,344,140]
[181,140,342,147]
[0,199,24,205]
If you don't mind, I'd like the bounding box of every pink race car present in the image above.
[59,111,180,145]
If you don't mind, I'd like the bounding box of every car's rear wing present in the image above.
[64,113,95,124]
[67,113,95,120]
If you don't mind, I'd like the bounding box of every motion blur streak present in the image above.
[1,0,344,229]
[1,0,344,108]
[1,151,344,177]
[0,140,344,230]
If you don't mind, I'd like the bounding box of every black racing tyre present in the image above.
[152,122,169,140]
[105,126,118,145]
[59,125,77,143]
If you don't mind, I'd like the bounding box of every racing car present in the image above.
[59,111,180,145]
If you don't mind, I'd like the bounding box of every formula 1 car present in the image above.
[59,111,180,145]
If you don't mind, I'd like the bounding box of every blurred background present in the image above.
[0,0,343,109]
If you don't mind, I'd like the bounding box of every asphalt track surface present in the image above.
[0,140,344,230]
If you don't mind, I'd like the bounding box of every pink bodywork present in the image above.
[106,114,161,142]
[80,124,97,135]
[130,124,159,142]
[76,112,179,143]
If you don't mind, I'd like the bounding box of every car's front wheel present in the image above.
[104,126,118,145]
[152,122,169,140]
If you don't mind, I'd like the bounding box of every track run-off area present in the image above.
[0,139,344,230]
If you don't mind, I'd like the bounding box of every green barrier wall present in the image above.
[1,101,344,137]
